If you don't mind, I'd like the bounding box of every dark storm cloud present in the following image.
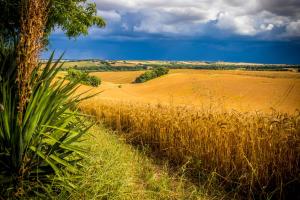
[85,0,300,39]
[46,0,300,64]
[260,0,300,18]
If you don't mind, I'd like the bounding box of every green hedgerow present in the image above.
[66,68,101,87]
[135,67,169,83]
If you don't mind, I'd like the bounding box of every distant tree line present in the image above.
[62,62,300,72]
[156,64,300,71]
[62,65,149,71]
[135,67,169,83]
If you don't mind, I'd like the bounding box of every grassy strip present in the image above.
[58,122,223,200]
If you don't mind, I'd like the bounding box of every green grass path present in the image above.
[60,123,218,200]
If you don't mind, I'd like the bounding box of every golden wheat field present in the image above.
[76,69,300,197]
[91,71,145,84]
[89,69,300,113]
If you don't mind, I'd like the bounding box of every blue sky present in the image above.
[44,0,300,64]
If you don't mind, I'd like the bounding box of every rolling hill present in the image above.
[84,69,300,113]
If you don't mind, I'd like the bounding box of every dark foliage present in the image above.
[0,0,105,43]
[66,68,101,87]
[135,67,169,83]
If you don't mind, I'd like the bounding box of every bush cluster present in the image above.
[66,68,101,87]
[135,67,169,83]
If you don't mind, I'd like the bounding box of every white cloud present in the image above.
[98,10,121,22]
[286,20,300,36]
[216,12,257,36]
[121,23,129,31]
[260,24,274,31]
[92,0,300,39]
[132,9,205,35]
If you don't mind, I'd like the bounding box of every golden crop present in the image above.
[88,70,300,113]
[74,69,300,197]
[79,98,300,197]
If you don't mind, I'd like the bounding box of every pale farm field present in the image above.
[82,69,300,113]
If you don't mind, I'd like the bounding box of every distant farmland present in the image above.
[86,69,300,113]
[91,71,145,84]
[48,60,300,72]
[73,67,300,198]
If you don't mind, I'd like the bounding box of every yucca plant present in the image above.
[0,45,93,198]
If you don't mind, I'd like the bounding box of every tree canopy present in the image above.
[0,0,106,43]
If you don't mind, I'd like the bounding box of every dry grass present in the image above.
[78,98,300,198]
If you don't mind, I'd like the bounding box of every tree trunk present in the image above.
[16,0,48,123]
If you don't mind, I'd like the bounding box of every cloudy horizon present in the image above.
[44,0,300,64]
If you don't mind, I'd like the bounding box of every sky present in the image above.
[44,0,300,64]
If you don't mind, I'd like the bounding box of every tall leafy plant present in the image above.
[0,46,93,198]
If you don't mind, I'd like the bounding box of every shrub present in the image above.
[0,49,93,198]
[153,66,169,77]
[66,68,101,87]
[84,75,101,87]
[135,67,169,83]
